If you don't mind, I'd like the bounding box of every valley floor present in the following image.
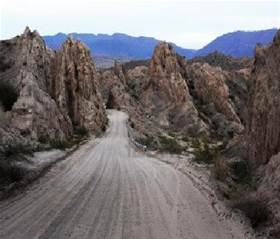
[0,110,255,239]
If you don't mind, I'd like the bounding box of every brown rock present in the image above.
[0,27,107,145]
[140,42,207,135]
[247,30,280,166]
[52,38,107,134]
[189,63,241,124]
[149,42,190,103]
[0,27,72,142]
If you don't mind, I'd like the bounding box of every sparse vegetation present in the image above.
[159,135,183,154]
[137,135,156,149]
[0,143,33,184]
[0,81,18,111]
[74,126,89,138]
[214,157,230,180]
[191,138,220,164]
[49,139,72,150]
[232,196,271,228]
[230,160,252,184]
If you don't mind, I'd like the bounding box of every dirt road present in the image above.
[0,110,253,239]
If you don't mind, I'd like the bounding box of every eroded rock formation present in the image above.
[0,27,72,142]
[52,38,106,134]
[141,42,207,135]
[0,27,107,146]
[244,30,280,235]
[247,30,280,166]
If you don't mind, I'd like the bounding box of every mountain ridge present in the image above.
[44,28,277,63]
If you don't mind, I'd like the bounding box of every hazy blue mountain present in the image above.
[44,29,278,61]
[194,29,277,58]
[44,33,196,59]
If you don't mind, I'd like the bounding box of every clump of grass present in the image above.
[232,196,271,228]
[1,143,34,160]
[159,135,183,154]
[0,143,33,183]
[49,139,72,150]
[74,126,89,138]
[191,138,219,164]
[0,160,28,182]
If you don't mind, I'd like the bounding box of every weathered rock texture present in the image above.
[189,63,241,124]
[100,42,248,142]
[101,62,131,109]
[141,42,207,135]
[244,30,280,236]
[51,38,106,134]
[247,30,280,166]
[0,27,107,146]
[0,27,72,142]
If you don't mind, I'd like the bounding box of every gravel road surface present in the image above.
[0,110,253,239]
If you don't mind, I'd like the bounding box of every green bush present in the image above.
[0,81,18,111]
[159,135,183,154]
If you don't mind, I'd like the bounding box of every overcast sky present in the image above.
[1,0,279,49]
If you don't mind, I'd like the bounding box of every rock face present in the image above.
[52,38,106,134]
[247,30,280,166]
[189,63,241,124]
[101,62,131,109]
[0,27,72,142]
[0,27,107,145]
[149,42,190,103]
[189,51,252,71]
[142,42,207,135]
[245,30,280,234]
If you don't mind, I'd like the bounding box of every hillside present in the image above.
[195,28,277,57]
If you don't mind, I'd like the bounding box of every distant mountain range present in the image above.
[44,29,277,62]
[44,33,195,59]
[195,29,277,58]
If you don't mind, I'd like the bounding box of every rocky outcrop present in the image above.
[189,51,252,71]
[244,30,280,236]
[100,62,131,109]
[0,27,72,142]
[149,42,190,103]
[188,63,241,124]
[141,42,207,135]
[52,38,106,134]
[247,30,280,166]
[0,27,107,146]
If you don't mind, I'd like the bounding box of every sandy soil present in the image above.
[0,110,256,239]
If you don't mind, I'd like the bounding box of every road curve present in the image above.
[0,110,251,239]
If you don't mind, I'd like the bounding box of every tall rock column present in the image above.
[142,42,207,135]
[53,38,107,134]
[247,30,280,166]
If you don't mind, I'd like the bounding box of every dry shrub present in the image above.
[214,157,230,180]
[232,195,271,228]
